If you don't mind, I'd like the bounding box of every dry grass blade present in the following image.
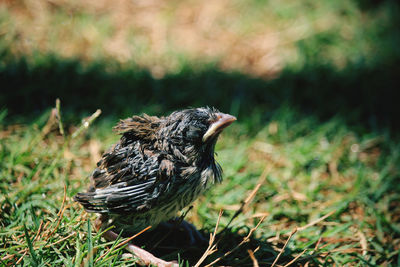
[247,249,259,267]
[194,209,223,267]
[357,230,368,256]
[45,184,67,240]
[71,109,102,139]
[115,226,152,250]
[41,108,57,138]
[55,98,65,137]
[2,254,18,263]
[269,211,334,266]
[44,232,76,248]
[271,228,298,267]
[1,254,15,261]
[297,210,335,231]
[220,166,270,234]
[313,236,322,252]
[15,251,28,265]
[7,227,77,264]
[282,248,307,267]
[95,225,152,263]
[32,220,44,242]
[205,215,266,267]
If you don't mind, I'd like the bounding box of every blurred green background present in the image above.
[1,0,399,266]
[1,0,399,128]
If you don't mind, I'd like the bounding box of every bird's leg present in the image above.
[95,216,178,267]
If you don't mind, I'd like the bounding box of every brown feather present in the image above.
[113,114,161,141]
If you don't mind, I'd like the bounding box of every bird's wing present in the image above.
[74,141,175,214]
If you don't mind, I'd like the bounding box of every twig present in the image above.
[297,210,335,231]
[194,209,223,267]
[271,228,298,267]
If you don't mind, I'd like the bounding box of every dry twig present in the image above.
[271,228,298,267]
[205,215,266,267]
[194,210,223,267]
[297,210,335,231]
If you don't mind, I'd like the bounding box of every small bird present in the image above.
[74,107,236,266]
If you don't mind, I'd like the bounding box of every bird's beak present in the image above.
[202,113,237,142]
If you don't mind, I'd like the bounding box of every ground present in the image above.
[1,0,400,266]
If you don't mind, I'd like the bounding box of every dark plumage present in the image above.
[74,107,236,233]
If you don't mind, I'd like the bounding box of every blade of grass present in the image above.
[87,219,93,267]
[23,224,39,266]
[55,98,65,138]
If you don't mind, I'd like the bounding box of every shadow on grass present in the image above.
[1,50,399,135]
[120,223,292,266]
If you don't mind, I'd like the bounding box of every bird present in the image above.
[74,107,236,266]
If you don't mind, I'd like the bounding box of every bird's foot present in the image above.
[96,217,178,267]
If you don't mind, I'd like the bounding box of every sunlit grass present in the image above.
[1,104,398,265]
[1,0,399,265]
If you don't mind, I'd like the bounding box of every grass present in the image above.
[1,103,399,266]
[1,0,400,265]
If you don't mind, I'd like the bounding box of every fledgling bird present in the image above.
[74,107,236,266]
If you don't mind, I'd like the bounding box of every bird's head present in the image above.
[115,107,236,163]
[160,107,236,160]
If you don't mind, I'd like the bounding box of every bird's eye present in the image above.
[186,125,203,141]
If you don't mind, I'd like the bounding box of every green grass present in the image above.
[1,0,400,265]
[1,104,399,266]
